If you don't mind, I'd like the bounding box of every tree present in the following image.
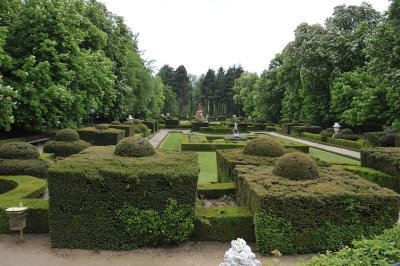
[232,72,259,116]
[173,65,189,114]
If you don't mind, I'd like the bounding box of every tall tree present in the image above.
[173,65,189,114]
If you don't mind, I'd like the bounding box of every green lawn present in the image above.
[309,147,359,165]
[197,151,218,184]
[160,132,181,151]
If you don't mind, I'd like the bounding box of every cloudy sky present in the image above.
[99,0,390,76]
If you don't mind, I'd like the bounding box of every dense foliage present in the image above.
[0,0,165,131]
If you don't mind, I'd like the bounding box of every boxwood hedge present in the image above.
[108,124,136,137]
[0,175,48,234]
[361,147,400,179]
[235,165,400,255]
[47,146,198,250]
[77,127,125,145]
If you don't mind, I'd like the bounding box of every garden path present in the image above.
[265,132,360,159]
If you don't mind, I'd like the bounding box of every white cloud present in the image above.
[99,0,390,76]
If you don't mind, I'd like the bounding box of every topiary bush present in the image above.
[54,128,79,142]
[340,128,354,134]
[43,140,90,157]
[132,119,143,125]
[243,137,285,157]
[134,127,142,133]
[115,137,155,157]
[320,128,335,137]
[123,121,134,125]
[273,152,319,180]
[111,121,121,125]
[95,124,109,130]
[0,142,40,159]
[136,123,148,133]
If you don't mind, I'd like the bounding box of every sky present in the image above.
[99,0,391,76]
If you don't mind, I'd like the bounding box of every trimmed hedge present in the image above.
[0,175,48,233]
[281,122,303,134]
[216,149,278,182]
[396,134,400,147]
[363,132,399,147]
[0,158,52,178]
[361,147,400,179]
[54,128,79,141]
[193,206,255,242]
[47,146,198,249]
[192,121,209,131]
[301,132,327,142]
[333,164,400,193]
[303,225,400,265]
[164,118,179,127]
[143,120,159,133]
[108,124,136,137]
[181,134,244,152]
[77,127,125,145]
[197,182,235,199]
[0,142,40,159]
[326,137,363,150]
[43,140,90,157]
[290,126,322,136]
[235,165,400,254]
[199,127,232,134]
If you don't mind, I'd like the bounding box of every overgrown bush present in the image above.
[95,124,109,130]
[243,137,285,157]
[111,121,121,125]
[115,137,155,157]
[54,128,79,142]
[0,142,40,159]
[273,152,319,180]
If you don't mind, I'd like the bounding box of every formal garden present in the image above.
[1,0,400,265]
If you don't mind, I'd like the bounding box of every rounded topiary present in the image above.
[242,137,285,157]
[111,121,122,125]
[55,128,79,142]
[136,123,148,133]
[320,128,335,137]
[123,121,134,125]
[134,127,141,133]
[95,124,109,130]
[273,152,319,180]
[0,142,40,159]
[43,140,91,157]
[115,137,155,157]
[340,128,353,134]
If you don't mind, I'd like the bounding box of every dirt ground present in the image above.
[0,234,316,266]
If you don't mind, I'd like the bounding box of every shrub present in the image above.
[243,137,285,157]
[122,121,134,125]
[340,128,354,134]
[320,128,335,137]
[273,152,319,180]
[111,121,121,125]
[47,146,198,249]
[361,147,400,178]
[335,133,359,141]
[303,225,400,266]
[95,124,109,130]
[192,121,209,131]
[281,122,303,134]
[116,198,194,247]
[193,206,254,242]
[363,132,398,147]
[108,124,136,137]
[197,182,235,199]
[0,142,40,159]
[54,128,79,142]
[134,127,141,133]
[164,118,179,126]
[77,127,125,146]
[136,123,148,133]
[115,137,155,157]
[290,126,322,136]
[143,120,159,133]
[43,140,90,157]
[0,158,53,178]
[235,165,400,254]
[326,137,363,150]
[384,126,399,133]
[0,175,48,234]
[132,119,143,125]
